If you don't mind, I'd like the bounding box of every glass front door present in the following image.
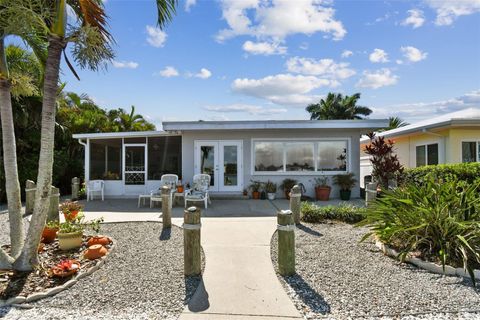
[195,141,242,192]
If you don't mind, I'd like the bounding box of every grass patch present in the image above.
[301,202,367,224]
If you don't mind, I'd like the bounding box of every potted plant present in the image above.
[333,173,357,201]
[41,221,59,244]
[280,178,297,200]
[57,214,103,251]
[312,177,331,201]
[51,259,80,278]
[60,201,83,222]
[176,181,184,193]
[249,180,262,199]
[264,180,277,200]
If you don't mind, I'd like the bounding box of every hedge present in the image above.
[404,162,480,185]
[301,202,367,224]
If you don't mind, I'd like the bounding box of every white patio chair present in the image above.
[87,180,104,201]
[150,174,179,208]
[184,174,211,209]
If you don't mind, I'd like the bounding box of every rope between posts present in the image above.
[183,223,201,230]
[289,194,301,198]
[277,224,296,232]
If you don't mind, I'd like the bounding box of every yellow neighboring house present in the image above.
[359,108,480,187]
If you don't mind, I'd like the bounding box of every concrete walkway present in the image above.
[179,217,302,320]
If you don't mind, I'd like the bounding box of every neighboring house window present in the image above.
[253,139,348,174]
[90,139,122,180]
[462,141,480,163]
[415,143,439,167]
[147,136,182,180]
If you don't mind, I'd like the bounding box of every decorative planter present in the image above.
[267,193,276,200]
[260,191,267,200]
[84,244,108,260]
[252,191,260,199]
[52,260,80,278]
[87,235,111,247]
[339,190,351,201]
[64,210,79,221]
[41,226,58,244]
[58,231,83,251]
[177,186,184,193]
[315,186,331,201]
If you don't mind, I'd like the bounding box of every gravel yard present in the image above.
[271,222,480,319]
[0,214,202,320]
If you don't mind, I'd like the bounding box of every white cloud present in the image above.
[242,41,287,55]
[232,73,337,106]
[401,46,428,62]
[369,48,389,63]
[112,60,139,69]
[299,42,309,50]
[216,0,346,42]
[185,0,196,11]
[157,66,179,77]
[146,25,167,47]
[396,59,404,65]
[285,57,355,79]
[356,68,398,89]
[204,104,287,115]
[402,9,425,28]
[341,50,353,58]
[194,68,212,79]
[425,0,480,26]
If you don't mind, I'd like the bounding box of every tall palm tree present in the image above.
[386,116,409,130]
[109,105,155,131]
[306,92,372,120]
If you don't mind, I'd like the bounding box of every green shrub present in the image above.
[301,202,367,224]
[359,178,480,285]
[404,162,480,186]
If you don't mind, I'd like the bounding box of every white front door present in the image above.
[194,140,243,192]
[123,144,147,195]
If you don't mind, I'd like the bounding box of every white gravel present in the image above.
[0,215,203,319]
[271,222,480,319]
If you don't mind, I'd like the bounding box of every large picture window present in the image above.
[462,141,480,163]
[416,143,439,167]
[90,139,122,180]
[253,139,349,174]
[147,136,182,180]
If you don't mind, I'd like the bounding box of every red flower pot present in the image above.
[252,191,260,199]
[87,236,111,247]
[84,244,108,260]
[52,260,80,278]
[315,186,331,201]
[41,226,58,243]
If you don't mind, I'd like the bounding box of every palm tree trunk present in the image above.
[0,37,24,259]
[13,35,63,271]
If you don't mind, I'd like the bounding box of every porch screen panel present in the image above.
[317,141,347,171]
[89,139,122,180]
[254,142,283,172]
[147,136,182,180]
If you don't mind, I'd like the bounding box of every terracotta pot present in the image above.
[38,243,45,253]
[64,210,79,221]
[315,186,331,201]
[87,236,111,247]
[252,191,260,199]
[84,244,108,260]
[41,226,58,244]
[58,231,83,251]
[52,260,80,278]
[177,186,184,193]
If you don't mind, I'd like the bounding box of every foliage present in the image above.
[312,176,329,187]
[301,202,367,224]
[306,92,372,120]
[280,178,297,191]
[364,132,404,189]
[59,200,83,214]
[264,180,277,193]
[248,180,263,192]
[333,173,356,191]
[359,178,480,285]
[378,116,409,131]
[58,213,103,234]
[404,162,480,187]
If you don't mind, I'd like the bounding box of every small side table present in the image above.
[138,194,151,208]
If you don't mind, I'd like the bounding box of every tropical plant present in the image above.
[364,132,404,189]
[381,116,409,131]
[333,173,357,191]
[301,202,367,224]
[107,105,155,131]
[264,180,277,193]
[306,92,372,120]
[280,178,297,191]
[248,180,263,192]
[312,176,329,187]
[359,178,480,285]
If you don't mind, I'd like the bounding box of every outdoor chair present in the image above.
[87,180,104,201]
[184,174,211,209]
[150,174,179,208]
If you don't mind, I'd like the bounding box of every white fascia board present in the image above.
[72,130,179,140]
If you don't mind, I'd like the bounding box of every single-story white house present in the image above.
[73,119,387,199]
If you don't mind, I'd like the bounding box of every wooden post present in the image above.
[48,186,60,222]
[161,186,172,229]
[277,209,295,276]
[366,182,377,206]
[184,206,201,276]
[71,177,80,200]
[289,185,301,224]
[25,180,36,215]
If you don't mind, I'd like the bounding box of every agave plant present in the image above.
[359,177,480,285]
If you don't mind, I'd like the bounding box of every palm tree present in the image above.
[386,116,409,130]
[306,92,372,120]
[108,105,155,131]
[3,0,177,271]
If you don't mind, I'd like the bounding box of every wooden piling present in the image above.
[161,186,172,228]
[48,186,60,222]
[184,206,201,276]
[366,182,377,206]
[278,209,295,276]
[289,185,301,224]
[71,177,80,200]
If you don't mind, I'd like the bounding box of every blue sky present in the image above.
[32,1,480,128]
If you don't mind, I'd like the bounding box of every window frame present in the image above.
[415,142,439,167]
[461,140,480,163]
[251,137,351,176]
